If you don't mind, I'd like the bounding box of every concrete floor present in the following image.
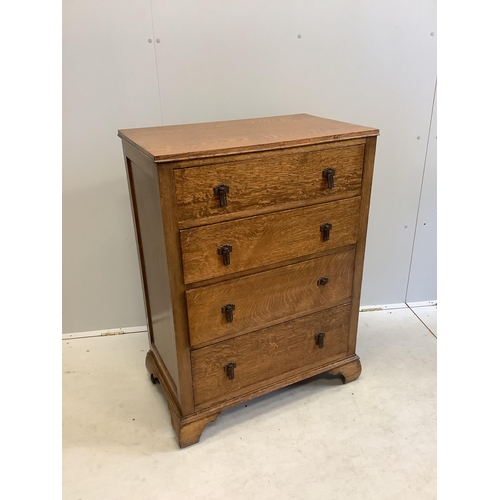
[62,306,436,500]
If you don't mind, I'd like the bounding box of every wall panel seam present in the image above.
[404,79,437,303]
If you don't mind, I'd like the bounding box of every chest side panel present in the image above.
[126,158,180,395]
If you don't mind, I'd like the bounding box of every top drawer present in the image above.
[173,143,365,223]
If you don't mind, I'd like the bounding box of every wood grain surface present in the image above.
[174,144,364,222]
[180,197,361,283]
[118,114,379,162]
[191,304,351,406]
[186,250,355,347]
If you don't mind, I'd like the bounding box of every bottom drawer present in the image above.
[191,303,351,407]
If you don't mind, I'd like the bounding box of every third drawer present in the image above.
[186,249,355,348]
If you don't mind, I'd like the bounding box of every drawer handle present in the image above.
[222,303,235,322]
[322,168,336,189]
[217,244,232,266]
[214,184,230,207]
[224,362,237,380]
[315,332,326,348]
[317,277,329,286]
[320,223,332,241]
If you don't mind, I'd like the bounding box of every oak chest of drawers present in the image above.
[118,114,378,448]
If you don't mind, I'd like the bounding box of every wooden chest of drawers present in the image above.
[118,114,378,448]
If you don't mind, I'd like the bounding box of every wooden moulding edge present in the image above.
[167,137,368,170]
[150,133,379,163]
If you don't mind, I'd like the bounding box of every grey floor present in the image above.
[62,305,436,500]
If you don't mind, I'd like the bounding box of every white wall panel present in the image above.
[62,0,162,333]
[63,0,437,333]
[150,0,437,305]
[406,87,437,303]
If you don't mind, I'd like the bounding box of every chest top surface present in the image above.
[118,113,379,163]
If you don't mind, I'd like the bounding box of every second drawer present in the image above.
[180,197,360,283]
[186,249,355,347]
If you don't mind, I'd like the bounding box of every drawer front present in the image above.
[186,250,355,347]
[191,304,351,407]
[180,197,360,284]
[174,144,364,222]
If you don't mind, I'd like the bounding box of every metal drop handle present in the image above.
[214,184,229,207]
[218,244,232,266]
[320,223,332,241]
[322,168,336,189]
[224,362,236,380]
[315,332,326,348]
[222,304,235,322]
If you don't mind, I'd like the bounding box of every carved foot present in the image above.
[146,350,221,447]
[328,357,362,384]
[170,411,221,448]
